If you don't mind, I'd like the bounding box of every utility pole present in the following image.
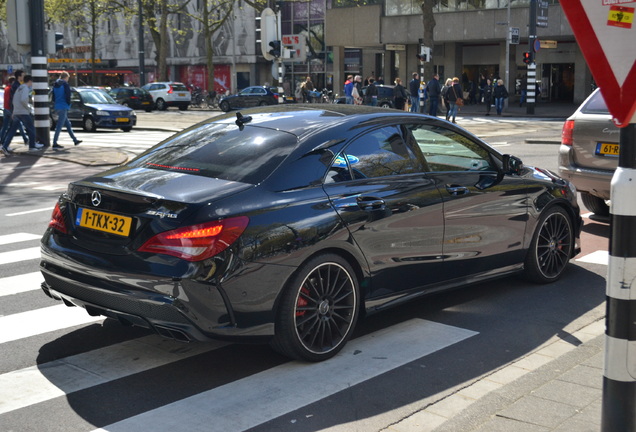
[526,0,537,115]
[30,0,50,146]
[138,0,146,86]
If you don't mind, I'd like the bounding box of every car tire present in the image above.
[524,206,574,284]
[179,104,189,111]
[219,101,230,112]
[581,192,610,217]
[82,117,97,132]
[121,127,132,132]
[259,101,268,106]
[270,253,359,362]
[156,98,167,111]
[380,102,392,108]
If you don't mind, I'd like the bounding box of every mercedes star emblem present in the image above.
[91,191,102,207]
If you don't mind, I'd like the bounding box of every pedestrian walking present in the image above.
[447,77,463,124]
[493,79,509,115]
[51,72,82,150]
[364,78,378,106]
[426,73,442,116]
[393,78,407,111]
[344,75,354,105]
[409,73,420,113]
[483,78,493,116]
[0,77,29,145]
[441,78,453,121]
[352,75,364,105]
[2,75,42,156]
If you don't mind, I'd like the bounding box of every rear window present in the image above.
[581,89,609,114]
[128,123,298,184]
[171,83,188,92]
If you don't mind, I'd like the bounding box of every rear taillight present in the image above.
[138,216,249,262]
[49,202,68,234]
[273,94,279,100]
[561,120,574,146]
[167,85,174,94]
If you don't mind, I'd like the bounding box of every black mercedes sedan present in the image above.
[40,105,581,362]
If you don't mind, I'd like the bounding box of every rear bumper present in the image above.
[558,145,613,200]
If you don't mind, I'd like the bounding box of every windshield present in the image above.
[128,123,298,184]
[81,90,118,104]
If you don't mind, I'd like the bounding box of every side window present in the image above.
[336,126,422,180]
[70,92,81,103]
[408,124,496,172]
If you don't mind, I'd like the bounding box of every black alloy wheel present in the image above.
[271,254,359,362]
[524,207,574,284]
[219,100,230,112]
[156,98,167,111]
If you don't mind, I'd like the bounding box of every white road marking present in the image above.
[94,319,478,432]
[0,247,41,265]
[576,250,609,266]
[5,208,53,217]
[0,336,226,415]
[0,272,44,296]
[0,305,103,344]
[0,233,41,245]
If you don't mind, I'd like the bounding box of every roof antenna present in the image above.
[235,112,252,130]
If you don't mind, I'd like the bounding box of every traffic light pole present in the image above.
[30,0,50,146]
[526,0,536,115]
[602,123,636,431]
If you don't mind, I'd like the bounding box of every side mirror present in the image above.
[503,154,523,175]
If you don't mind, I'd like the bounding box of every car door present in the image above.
[406,123,529,279]
[322,125,445,302]
[68,91,83,126]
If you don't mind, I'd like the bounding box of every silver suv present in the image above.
[141,82,191,111]
[558,88,617,216]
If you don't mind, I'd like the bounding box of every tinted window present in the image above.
[581,89,609,114]
[128,123,298,185]
[332,126,421,180]
[408,124,496,172]
[171,83,188,92]
[80,90,117,104]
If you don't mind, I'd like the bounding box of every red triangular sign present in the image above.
[561,0,636,127]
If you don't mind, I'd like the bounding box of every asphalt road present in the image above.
[0,115,608,432]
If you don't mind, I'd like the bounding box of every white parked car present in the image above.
[141,82,191,111]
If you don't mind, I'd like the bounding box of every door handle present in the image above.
[356,196,386,211]
[445,185,470,196]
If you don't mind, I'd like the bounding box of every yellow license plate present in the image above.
[76,208,132,237]
[142,101,150,105]
[596,142,620,156]
[178,93,186,97]
[116,118,129,123]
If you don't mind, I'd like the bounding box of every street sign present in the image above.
[282,34,307,62]
[537,0,549,28]
[510,27,520,44]
[561,1,636,127]
[539,40,557,49]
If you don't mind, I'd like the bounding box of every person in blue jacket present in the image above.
[51,72,82,149]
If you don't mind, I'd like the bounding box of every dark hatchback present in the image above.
[50,87,137,132]
[218,86,279,112]
[108,87,155,112]
[40,105,581,362]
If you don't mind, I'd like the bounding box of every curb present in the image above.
[381,318,605,432]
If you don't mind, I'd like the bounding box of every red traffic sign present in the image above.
[561,0,636,127]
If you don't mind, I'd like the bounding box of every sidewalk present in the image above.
[2,102,577,166]
[382,320,606,432]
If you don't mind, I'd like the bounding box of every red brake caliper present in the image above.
[296,287,309,317]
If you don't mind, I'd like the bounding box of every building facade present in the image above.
[1,0,591,104]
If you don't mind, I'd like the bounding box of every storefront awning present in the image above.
[49,70,135,74]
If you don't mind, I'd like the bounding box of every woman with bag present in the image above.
[447,77,463,124]
[393,77,407,111]
[493,79,509,115]
[441,78,452,121]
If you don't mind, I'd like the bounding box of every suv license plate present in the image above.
[116,118,129,123]
[76,208,132,237]
[596,142,620,156]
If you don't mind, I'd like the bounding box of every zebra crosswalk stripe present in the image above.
[0,272,44,296]
[93,319,477,432]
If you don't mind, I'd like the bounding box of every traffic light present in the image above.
[47,31,64,54]
[268,40,281,58]
[416,46,431,62]
[522,51,531,64]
